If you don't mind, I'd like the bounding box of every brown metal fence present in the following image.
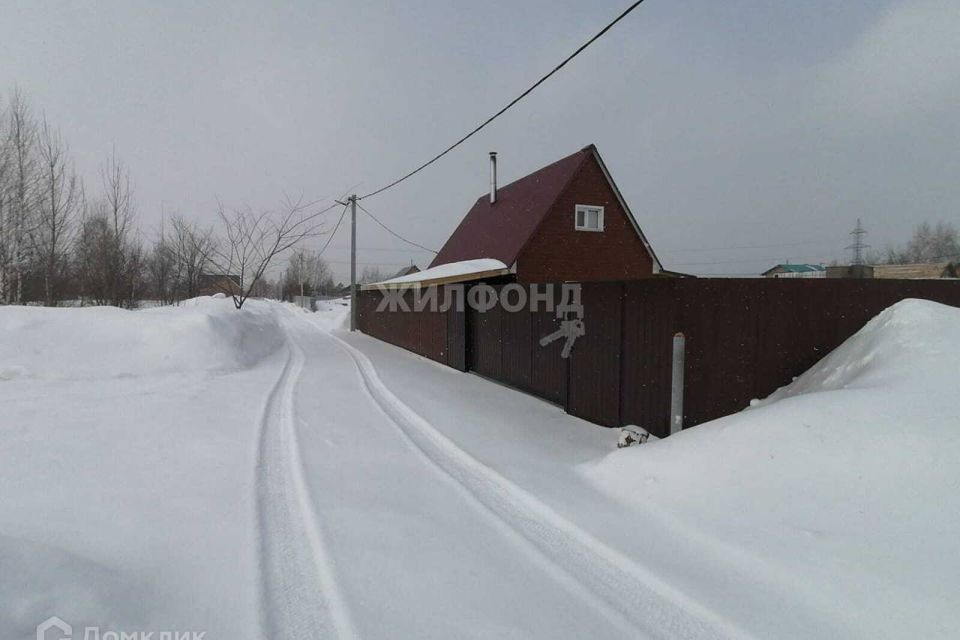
[355,285,466,370]
[357,278,960,437]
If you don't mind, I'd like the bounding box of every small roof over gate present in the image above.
[360,258,509,290]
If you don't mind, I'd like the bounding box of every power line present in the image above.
[316,258,417,269]
[357,0,649,200]
[659,238,842,253]
[316,203,350,257]
[669,254,840,267]
[321,245,435,253]
[356,202,438,254]
[324,259,412,267]
[679,249,960,271]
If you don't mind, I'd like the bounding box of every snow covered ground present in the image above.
[1,296,957,639]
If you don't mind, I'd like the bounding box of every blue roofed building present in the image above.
[762,263,827,278]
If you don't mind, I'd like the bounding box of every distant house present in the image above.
[827,262,959,279]
[197,273,241,296]
[762,264,826,278]
[426,144,663,283]
[390,265,420,279]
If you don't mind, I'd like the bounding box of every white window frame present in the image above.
[574,204,604,232]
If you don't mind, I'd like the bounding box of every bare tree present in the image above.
[100,150,140,306]
[249,275,279,300]
[73,152,141,307]
[32,117,80,305]
[2,88,38,304]
[207,196,327,309]
[146,220,176,305]
[74,203,114,305]
[169,214,214,300]
[311,254,335,295]
[359,265,386,284]
[0,94,9,302]
[883,221,960,264]
[283,249,335,299]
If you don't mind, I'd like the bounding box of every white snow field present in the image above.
[1,297,957,639]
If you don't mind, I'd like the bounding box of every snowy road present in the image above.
[266,313,645,639]
[3,298,957,639]
[254,329,358,639]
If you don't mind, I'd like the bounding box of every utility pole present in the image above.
[298,251,305,299]
[350,194,357,331]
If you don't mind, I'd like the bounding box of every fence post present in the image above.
[671,332,685,435]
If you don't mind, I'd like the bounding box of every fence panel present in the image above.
[530,290,568,406]
[621,280,677,438]
[417,307,448,364]
[446,294,467,372]
[681,279,764,429]
[468,296,502,380]
[567,282,623,427]
[500,302,534,392]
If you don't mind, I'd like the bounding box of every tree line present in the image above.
[875,221,960,265]
[0,87,333,309]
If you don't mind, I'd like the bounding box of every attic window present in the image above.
[575,205,604,232]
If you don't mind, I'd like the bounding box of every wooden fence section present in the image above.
[357,279,960,437]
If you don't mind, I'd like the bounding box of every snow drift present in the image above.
[583,299,960,638]
[0,296,284,381]
[0,534,150,637]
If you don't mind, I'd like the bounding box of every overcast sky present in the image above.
[3,0,958,280]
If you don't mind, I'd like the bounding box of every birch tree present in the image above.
[2,88,38,304]
[33,117,80,305]
[0,95,9,302]
[100,150,139,306]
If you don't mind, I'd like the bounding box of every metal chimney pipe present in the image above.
[489,152,498,204]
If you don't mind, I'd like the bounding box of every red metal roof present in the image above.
[430,146,592,268]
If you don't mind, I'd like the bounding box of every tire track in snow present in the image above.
[329,332,748,640]
[254,330,359,640]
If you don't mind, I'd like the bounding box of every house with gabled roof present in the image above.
[428,144,663,283]
[390,264,421,279]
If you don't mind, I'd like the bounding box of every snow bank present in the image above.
[311,298,350,332]
[583,299,960,637]
[0,534,149,637]
[0,296,284,380]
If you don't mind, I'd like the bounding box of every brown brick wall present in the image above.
[515,157,654,283]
